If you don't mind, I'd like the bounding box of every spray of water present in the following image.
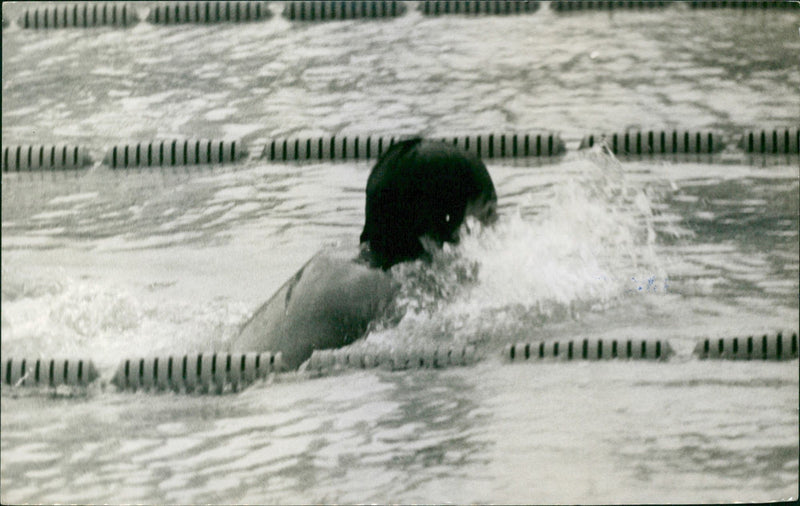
[1,267,248,366]
[366,148,668,350]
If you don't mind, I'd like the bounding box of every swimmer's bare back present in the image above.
[233,247,399,370]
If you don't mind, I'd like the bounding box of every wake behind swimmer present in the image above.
[231,138,498,369]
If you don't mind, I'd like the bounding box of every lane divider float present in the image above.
[307,345,477,372]
[2,358,99,387]
[263,135,401,161]
[17,3,139,29]
[283,1,407,21]
[439,132,566,158]
[3,331,798,394]
[579,130,726,155]
[102,139,247,168]
[551,1,669,11]
[689,0,800,9]
[418,0,540,15]
[738,127,799,155]
[263,132,565,162]
[2,145,92,171]
[10,0,798,30]
[504,338,674,361]
[110,352,285,393]
[693,331,798,361]
[3,128,796,172]
[146,1,271,24]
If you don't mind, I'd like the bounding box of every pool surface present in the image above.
[2,2,799,504]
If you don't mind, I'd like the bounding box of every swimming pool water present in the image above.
[2,2,798,504]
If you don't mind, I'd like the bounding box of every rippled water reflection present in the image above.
[2,2,799,504]
[2,360,797,504]
[3,3,799,150]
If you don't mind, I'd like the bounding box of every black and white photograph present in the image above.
[1,0,798,504]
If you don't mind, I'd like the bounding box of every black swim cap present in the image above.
[360,138,497,269]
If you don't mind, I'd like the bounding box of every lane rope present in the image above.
[419,1,541,15]
[262,132,566,162]
[693,331,798,361]
[9,0,799,29]
[579,130,727,155]
[550,1,669,11]
[738,127,799,155]
[504,338,674,361]
[102,139,247,168]
[689,0,800,9]
[306,345,477,372]
[109,352,284,393]
[2,332,797,394]
[2,358,100,388]
[146,1,271,24]
[283,1,407,20]
[1,129,796,171]
[2,145,92,171]
[17,3,139,29]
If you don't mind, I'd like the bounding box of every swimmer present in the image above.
[231,138,498,369]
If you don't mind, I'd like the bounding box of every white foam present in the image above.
[371,152,668,348]
[48,192,98,206]
[205,108,236,121]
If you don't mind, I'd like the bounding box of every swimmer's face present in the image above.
[437,193,498,245]
[466,196,499,227]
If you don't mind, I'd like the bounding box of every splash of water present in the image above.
[1,269,249,364]
[366,149,668,350]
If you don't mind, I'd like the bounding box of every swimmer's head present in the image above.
[360,138,498,270]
